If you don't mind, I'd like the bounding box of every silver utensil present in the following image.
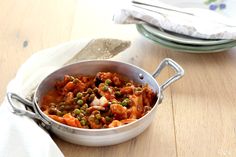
[132,0,236,27]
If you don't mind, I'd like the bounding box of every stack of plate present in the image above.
[136,24,236,53]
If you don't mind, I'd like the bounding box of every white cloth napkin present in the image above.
[113,0,236,39]
[0,39,129,157]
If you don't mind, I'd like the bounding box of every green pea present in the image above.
[80,119,86,126]
[115,91,121,97]
[126,82,132,86]
[49,103,56,107]
[74,109,81,115]
[89,94,95,102]
[136,87,142,91]
[82,103,88,109]
[124,98,130,102]
[95,114,101,120]
[111,100,117,104]
[87,88,93,94]
[121,102,127,106]
[93,87,98,93]
[73,78,79,84]
[105,79,112,85]
[77,99,84,105]
[121,98,129,106]
[80,104,88,111]
[69,76,75,81]
[89,115,95,121]
[105,116,111,122]
[76,92,83,99]
[58,105,65,111]
[79,113,84,118]
[114,87,120,91]
[102,85,108,91]
[135,90,142,95]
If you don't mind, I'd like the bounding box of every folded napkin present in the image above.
[0,39,130,157]
[113,0,236,39]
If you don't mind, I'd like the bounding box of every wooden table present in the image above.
[1,0,236,157]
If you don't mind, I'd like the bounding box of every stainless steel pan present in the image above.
[7,58,184,146]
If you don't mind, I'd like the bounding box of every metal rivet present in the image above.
[139,73,144,80]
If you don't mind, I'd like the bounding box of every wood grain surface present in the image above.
[1,0,236,157]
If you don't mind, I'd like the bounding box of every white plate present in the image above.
[143,24,233,45]
[137,24,236,53]
[158,0,236,19]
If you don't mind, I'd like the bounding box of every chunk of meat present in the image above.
[128,94,143,119]
[87,106,106,113]
[120,86,134,95]
[110,104,127,119]
[98,83,115,100]
[121,119,136,124]
[55,75,71,89]
[63,113,78,127]
[48,115,66,124]
[112,76,122,86]
[63,81,75,93]
[95,72,122,86]
[108,120,123,128]
[142,86,156,107]
[64,92,74,104]
[88,114,102,129]
[73,80,87,93]
[95,72,113,82]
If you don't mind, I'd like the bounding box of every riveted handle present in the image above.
[152,58,184,91]
[7,92,50,128]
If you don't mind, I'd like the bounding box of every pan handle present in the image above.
[152,58,184,91]
[7,92,50,128]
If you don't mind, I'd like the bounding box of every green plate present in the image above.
[143,24,233,46]
[136,24,236,53]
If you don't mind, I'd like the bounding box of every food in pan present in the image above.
[40,72,157,129]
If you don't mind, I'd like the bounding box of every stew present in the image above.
[40,72,157,129]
